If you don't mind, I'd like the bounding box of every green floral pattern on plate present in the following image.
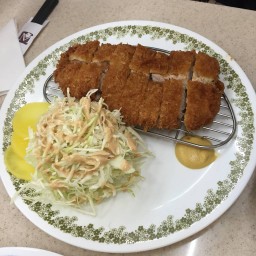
[3,25,254,244]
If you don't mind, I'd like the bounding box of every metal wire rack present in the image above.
[43,74,236,150]
[136,93,236,149]
[43,46,237,150]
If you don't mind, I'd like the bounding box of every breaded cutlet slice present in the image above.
[102,63,131,110]
[184,80,223,131]
[54,45,78,71]
[71,62,104,99]
[137,81,163,131]
[192,52,220,83]
[165,50,196,81]
[54,61,82,96]
[69,41,100,62]
[122,72,149,97]
[119,72,149,126]
[92,43,117,63]
[157,79,185,130]
[215,79,225,94]
[110,44,136,64]
[150,51,169,82]
[105,97,123,112]
[101,63,130,97]
[129,44,156,75]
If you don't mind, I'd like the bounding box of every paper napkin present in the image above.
[0,19,25,96]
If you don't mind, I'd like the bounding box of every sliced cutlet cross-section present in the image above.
[69,40,100,63]
[54,61,82,97]
[215,80,225,94]
[102,63,131,110]
[110,44,136,64]
[54,45,78,70]
[102,63,131,96]
[92,43,118,74]
[138,81,163,131]
[150,51,169,82]
[119,72,149,126]
[192,52,220,84]
[158,79,185,130]
[184,80,224,131]
[129,44,156,75]
[165,50,196,82]
[70,62,104,99]
[92,43,117,63]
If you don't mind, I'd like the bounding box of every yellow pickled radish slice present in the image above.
[4,146,34,181]
[12,102,49,137]
[11,131,28,158]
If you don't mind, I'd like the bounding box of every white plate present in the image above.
[0,21,256,253]
[0,247,62,256]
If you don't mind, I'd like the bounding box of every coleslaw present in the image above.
[19,90,151,215]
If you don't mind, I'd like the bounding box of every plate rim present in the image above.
[0,20,256,253]
[0,247,62,256]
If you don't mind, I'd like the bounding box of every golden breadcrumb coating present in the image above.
[92,43,117,62]
[184,80,223,130]
[166,50,196,80]
[138,81,163,131]
[192,52,220,83]
[150,51,169,75]
[69,41,100,62]
[120,72,149,126]
[102,63,130,96]
[129,44,156,74]
[110,44,136,64]
[53,41,223,131]
[54,61,81,96]
[158,79,185,130]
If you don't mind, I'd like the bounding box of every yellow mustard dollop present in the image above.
[175,135,217,169]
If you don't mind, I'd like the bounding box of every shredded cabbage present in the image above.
[19,90,151,216]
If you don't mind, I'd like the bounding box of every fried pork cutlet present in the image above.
[158,79,185,130]
[137,81,163,131]
[184,80,224,131]
[92,43,117,63]
[55,62,104,99]
[53,41,224,132]
[192,52,220,84]
[102,63,131,110]
[215,79,225,93]
[54,45,78,71]
[129,44,156,75]
[69,40,100,62]
[110,44,136,64]
[165,50,196,81]
[119,72,149,126]
[72,62,104,99]
[102,63,131,96]
[54,61,82,96]
[150,51,169,82]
